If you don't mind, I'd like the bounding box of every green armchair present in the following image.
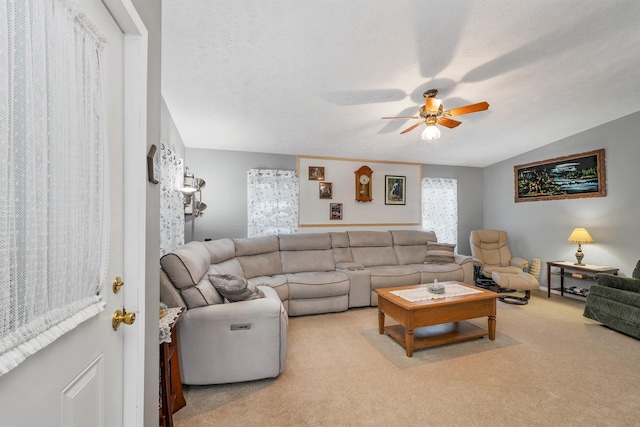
[583,260,640,339]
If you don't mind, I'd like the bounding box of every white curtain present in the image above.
[159,143,185,256]
[422,178,458,248]
[247,169,299,237]
[0,0,108,375]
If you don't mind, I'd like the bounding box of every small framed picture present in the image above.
[385,175,406,205]
[319,182,333,199]
[330,203,343,220]
[308,166,325,181]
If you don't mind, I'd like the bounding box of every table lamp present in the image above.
[567,228,594,266]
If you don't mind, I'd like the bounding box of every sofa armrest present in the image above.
[454,255,473,265]
[178,288,287,385]
[510,257,528,270]
[594,273,640,293]
[336,261,365,270]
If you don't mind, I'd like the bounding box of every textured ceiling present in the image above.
[162,0,640,167]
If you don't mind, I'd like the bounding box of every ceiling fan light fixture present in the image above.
[421,124,441,141]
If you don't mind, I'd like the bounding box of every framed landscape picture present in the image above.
[514,149,606,202]
[385,175,406,205]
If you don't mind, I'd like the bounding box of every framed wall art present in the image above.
[514,149,606,202]
[308,166,325,181]
[330,203,343,220]
[319,182,333,199]
[385,175,406,205]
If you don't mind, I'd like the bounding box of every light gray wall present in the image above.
[185,149,296,241]
[483,111,640,287]
[185,148,484,254]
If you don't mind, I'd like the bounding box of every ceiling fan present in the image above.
[382,89,489,140]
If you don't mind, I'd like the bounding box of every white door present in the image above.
[0,1,147,426]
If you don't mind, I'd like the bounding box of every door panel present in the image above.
[0,0,131,425]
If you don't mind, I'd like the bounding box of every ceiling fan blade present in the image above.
[437,117,462,128]
[399,121,424,134]
[444,101,489,116]
[424,97,442,113]
[381,116,420,120]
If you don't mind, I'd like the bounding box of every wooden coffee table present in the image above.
[375,282,500,357]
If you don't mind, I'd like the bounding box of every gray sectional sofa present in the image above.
[159,230,473,385]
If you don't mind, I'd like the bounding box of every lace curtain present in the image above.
[247,169,299,237]
[0,0,108,375]
[159,144,184,256]
[422,178,458,248]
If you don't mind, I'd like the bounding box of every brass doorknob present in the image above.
[112,308,136,331]
[112,276,124,294]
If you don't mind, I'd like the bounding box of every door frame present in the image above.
[101,0,148,424]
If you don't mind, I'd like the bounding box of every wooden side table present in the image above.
[546,261,618,298]
[159,307,186,427]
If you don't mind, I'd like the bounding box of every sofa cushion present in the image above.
[425,242,456,264]
[209,274,265,302]
[332,247,354,264]
[208,258,245,277]
[414,262,465,284]
[248,274,289,302]
[202,238,236,264]
[279,233,331,250]
[392,230,438,265]
[234,235,279,256]
[633,260,640,280]
[160,241,211,290]
[394,245,427,265]
[347,230,393,247]
[286,271,350,299]
[237,252,283,279]
[281,249,335,274]
[351,246,398,267]
[180,275,224,308]
[391,230,437,246]
[367,265,420,288]
[330,232,350,248]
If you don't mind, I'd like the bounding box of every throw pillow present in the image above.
[424,242,456,264]
[208,274,265,302]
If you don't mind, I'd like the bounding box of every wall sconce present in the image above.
[179,167,207,241]
[567,228,595,266]
[179,167,207,217]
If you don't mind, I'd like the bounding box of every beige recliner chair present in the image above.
[470,230,539,305]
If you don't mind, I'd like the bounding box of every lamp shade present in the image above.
[421,124,441,141]
[194,178,206,190]
[179,187,197,196]
[567,228,594,244]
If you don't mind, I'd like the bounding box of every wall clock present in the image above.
[355,165,373,202]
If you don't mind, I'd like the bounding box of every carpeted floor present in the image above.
[174,290,640,426]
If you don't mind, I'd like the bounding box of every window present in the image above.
[422,178,458,247]
[247,169,299,237]
[1,0,108,375]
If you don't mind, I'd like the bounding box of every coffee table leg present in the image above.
[377,310,385,334]
[405,329,414,357]
[488,315,496,340]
